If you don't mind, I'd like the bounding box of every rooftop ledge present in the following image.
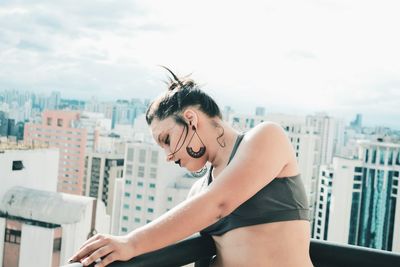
[62,235,400,267]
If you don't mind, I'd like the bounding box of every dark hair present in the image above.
[145,67,222,126]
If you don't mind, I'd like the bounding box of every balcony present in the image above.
[64,235,400,267]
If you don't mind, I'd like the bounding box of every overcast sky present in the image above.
[0,0,399,129]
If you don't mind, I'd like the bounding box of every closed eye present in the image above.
[164,135,170,145]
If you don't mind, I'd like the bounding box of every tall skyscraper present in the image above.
[315,140,400,252]
[84,151,125,216]
[24,110,88,195]
[255,106,266,116]
[306,113,343,165]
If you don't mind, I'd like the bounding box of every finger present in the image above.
[94,252,118,267]
[70,238,108,263]
[69,234,103,262]
[80,234,103,249]
[81,245,113,267]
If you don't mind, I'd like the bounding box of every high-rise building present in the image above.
[119,141,197,234]
[24,110,88,195]
[306,113,344,165]
[315,140,400,252]
[350,114,363,132]
[255,106,266,116]
[84,151,125,216]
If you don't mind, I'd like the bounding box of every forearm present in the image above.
[127,190,223,257]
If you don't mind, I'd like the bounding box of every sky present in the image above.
[0,0,399,129]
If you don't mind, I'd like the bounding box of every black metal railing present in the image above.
[63,235,400,267]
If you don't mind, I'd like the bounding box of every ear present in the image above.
[182,109,198,128]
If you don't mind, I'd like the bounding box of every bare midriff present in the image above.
[210,220,314,267]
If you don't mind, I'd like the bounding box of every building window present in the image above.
[125,179,132,185]
[138,166,145,177]
[123,216,129,221]
[150,167,157,178]
[12,160,24,171]
[353,183,361,189]
[123,204,130,209]
[371,148,377,164]
[148,208,154,213]
[167,196,173,202]
[134,218,141,223]
[47,117,52,126]
[139,149,146,163]
[5,229,21,244]
[135,206,141,211]
[151,151,158,164]
[121,227,128,233]
[388,149,394,165]
[379,149,386,165]
[148,196,155,201]
[57,119,63,127]
[124,192,131,197]
[354,167,362,173]
[127,148,134,161]
[137,181,143,187]
[149,183,156,189]
[146,220,152,223]
[126,164,133,176]
[53,238,62,252]
[136,194,142,200]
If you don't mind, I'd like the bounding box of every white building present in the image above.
[313,165,334,240]
[84,151,125,217]
[80,111,112,152]
[0,187,109,267]
[0,142,110,266]
[0,143,59,199]
[306,113,344,165]
[119,141,198,234]
[316,140,400,252]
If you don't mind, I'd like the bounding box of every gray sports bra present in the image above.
[200,133,310,236]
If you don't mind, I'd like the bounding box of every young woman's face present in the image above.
[150,117,207,172]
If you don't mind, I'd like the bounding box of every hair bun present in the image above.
[159,66,184,90]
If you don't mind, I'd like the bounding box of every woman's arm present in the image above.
[69,122,293,267]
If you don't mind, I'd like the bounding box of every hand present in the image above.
[68,234,136,267]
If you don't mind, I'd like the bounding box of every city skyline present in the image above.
[0,1,399,129]
[1,88,399,132]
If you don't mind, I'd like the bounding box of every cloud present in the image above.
[0,0,399,129]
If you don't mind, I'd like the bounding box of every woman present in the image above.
[69,68,313,267]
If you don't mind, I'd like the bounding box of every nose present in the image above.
[166,153,174,162]
[164,147,174,161]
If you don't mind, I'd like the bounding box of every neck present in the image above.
[206,120,239,170]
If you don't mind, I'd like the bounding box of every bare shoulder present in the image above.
[241,121,290,153]
[207,121,295,216]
